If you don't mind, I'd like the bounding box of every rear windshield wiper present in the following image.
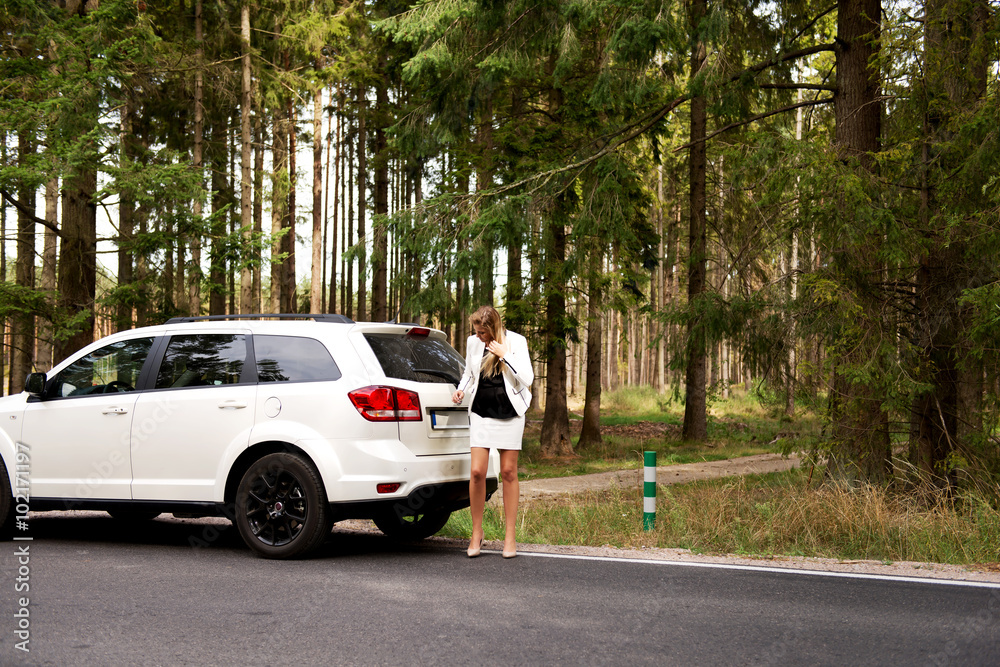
[413,368,460,385]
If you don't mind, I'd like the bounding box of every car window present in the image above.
[155,334,248,389]
[363,333,464,385]
[49,337,155,398]
[253,335,342,383]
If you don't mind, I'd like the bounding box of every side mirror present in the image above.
[24,372,46,397]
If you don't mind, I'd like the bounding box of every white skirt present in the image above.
[469,413,525,451]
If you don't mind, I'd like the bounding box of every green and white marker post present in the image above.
[643,450,656,530]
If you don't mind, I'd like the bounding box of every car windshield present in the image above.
[363,333,464,385]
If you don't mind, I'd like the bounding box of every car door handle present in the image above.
[102,407,129,415]
[218,400,248,410]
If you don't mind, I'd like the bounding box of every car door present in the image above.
[129,331,256,501]
[20,335,157,500]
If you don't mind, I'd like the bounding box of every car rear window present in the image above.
[253,335,342,383]
[363,333,464,385]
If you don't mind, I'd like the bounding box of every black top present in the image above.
[471,353,517,419]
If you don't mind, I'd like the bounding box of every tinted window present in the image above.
[155,334,248,389]
[49,337,154,397]
[253,335,341,383]
[363,334,464,385]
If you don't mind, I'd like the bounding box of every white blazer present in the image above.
[457,330,534,416]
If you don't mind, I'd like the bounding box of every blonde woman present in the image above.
[452,306,533,558]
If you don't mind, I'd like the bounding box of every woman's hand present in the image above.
[487,340,508,359]
[452,389,465,404]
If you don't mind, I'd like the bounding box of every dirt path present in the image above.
[506,453,801,500]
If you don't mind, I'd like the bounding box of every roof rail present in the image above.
[164,313,355,324]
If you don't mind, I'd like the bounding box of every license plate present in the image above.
[430,409,470,430]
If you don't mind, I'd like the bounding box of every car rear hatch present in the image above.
[352,325,469,456]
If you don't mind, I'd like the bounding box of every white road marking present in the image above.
[484,550,1000,589]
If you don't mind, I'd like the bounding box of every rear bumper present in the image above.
[300,437,499,504]
[329,477,498,521]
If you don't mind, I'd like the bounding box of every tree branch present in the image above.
[482,94,689,198]
[0,189,66,240]
[673,97,833,152]
[786,5,838,48]
[744,43,838,76]
[428,40,838,202]
[759,83,837,91]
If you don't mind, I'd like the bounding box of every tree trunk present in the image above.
[455,160,469,355]
[608,309,620,391]
[228,116,238,316]
[540,219,574,458]
[270,108,288,314]
[503,90,527,334]
[785,229,798,416]
[283,95,297,313]
[656,162,665,392]
[239,2,254,314]
[408,159,424,323]
[786,93,806,415]
[356,86,368,321]
[117,99,135,332]
[37,176,58,371]
[664,197,679,388]
[345,119,355,320]
[371,79,389,321]
[56,168,97,361]
[252,110,264,312]
[579,256,604,447]
[189,0,204,316]
[828,0,888,483]
[476,94,495,307]
[505,231,525,333]
[328,88,342,314]
[208,114,227,316]
[10,133,35,395]
[912,0,990,486]
[682,0,709,442]
[311,81,324,313]
[1,131,6,390]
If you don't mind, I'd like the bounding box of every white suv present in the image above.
[0,315,497,558]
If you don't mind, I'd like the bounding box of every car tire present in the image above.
[373,508,451,541]
[235,452,331,559]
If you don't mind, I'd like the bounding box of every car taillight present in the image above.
[394,389,421,421]
[348,386,423,422]
[407,327,430,337]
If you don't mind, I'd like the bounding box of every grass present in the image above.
[438,385,1000,566]
[441,468,1000,565]
[517,385,823,480]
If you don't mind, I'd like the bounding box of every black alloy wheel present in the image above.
[235,452,330,559]
[373,508,451,541]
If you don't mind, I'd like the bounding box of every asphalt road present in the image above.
[1,515,998,666]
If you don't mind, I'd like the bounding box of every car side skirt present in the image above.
[30,477,498,522]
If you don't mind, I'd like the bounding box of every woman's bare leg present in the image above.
[499,448,519,556]
[468,447,490,553]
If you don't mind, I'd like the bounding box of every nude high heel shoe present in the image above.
[467,534,483,558]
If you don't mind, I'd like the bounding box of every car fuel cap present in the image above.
[264,397,282,418]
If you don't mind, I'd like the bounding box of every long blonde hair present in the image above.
[471,305,506,378]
